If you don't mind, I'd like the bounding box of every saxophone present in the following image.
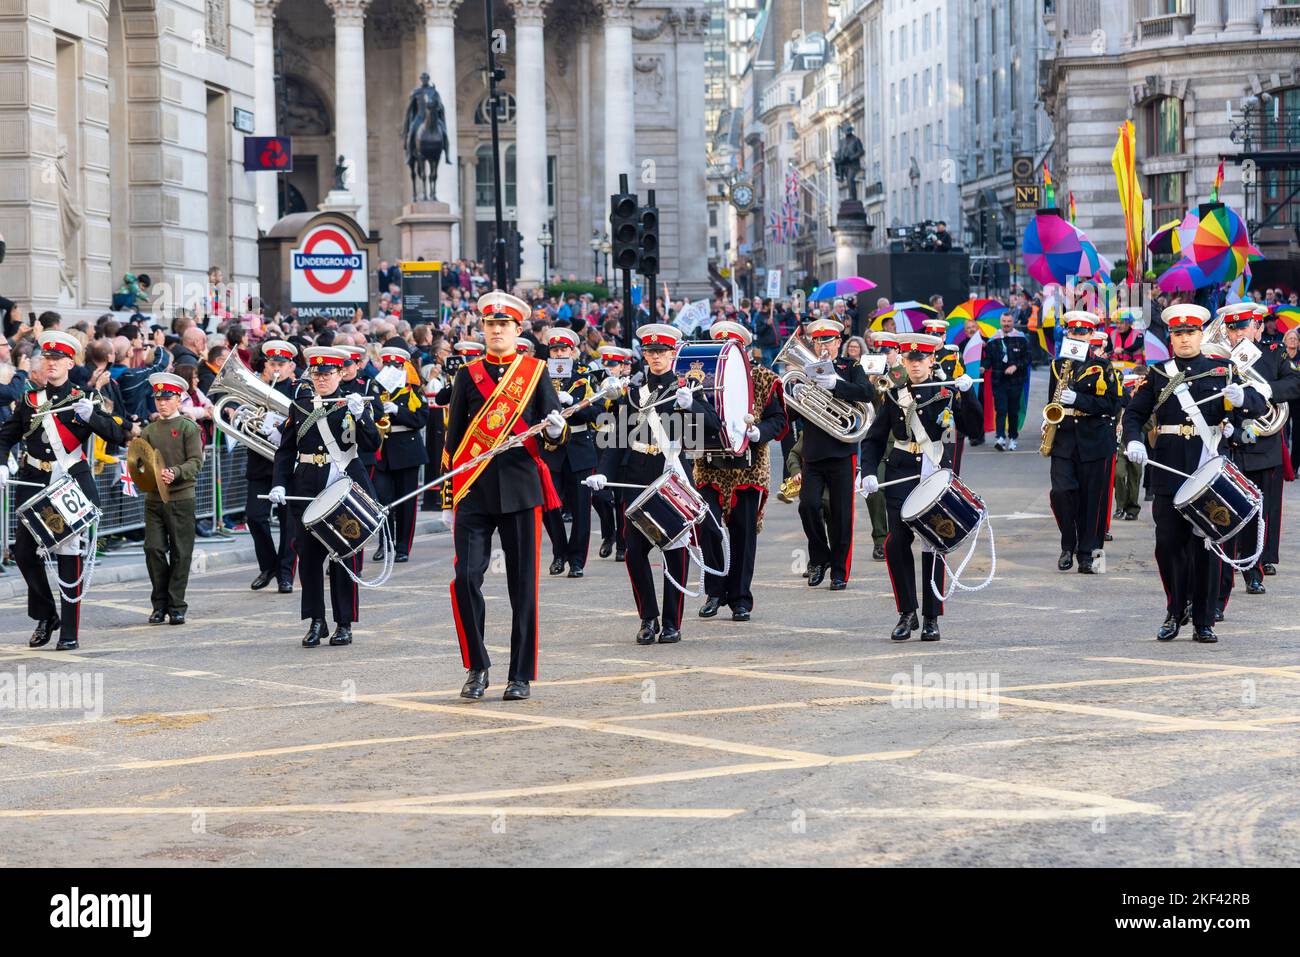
[1039,359,1074,457]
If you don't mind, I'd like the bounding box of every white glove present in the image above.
[600,375,623,396]
[544,409,566,438]
[1125,441,1147,465]
[1222,421,1235,440]
[268,485,287,506]
[441,509,454,530]
[857,473,880,497]
[0,464,9,486]
[813,371,838,389]
[73,397,95,422]
[954,374,974,393]
[1224,383,1246,407]
[258,415,279,437]
[382,401,399,414]
[675,386,694,410]
[345,392,365,416]
[557,390,575,407]
[584,473,608,491]
[1059,388,1077,406]
[746,425,761,442]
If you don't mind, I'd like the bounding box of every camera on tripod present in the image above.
[905,220,942,252]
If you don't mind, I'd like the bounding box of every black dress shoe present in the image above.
[872,544,886,561]
[302,618,327,648]
[372,547,385,562]
[658,626,682,644]
[567,564,584,578]
[731,607,751,622]
[635,618,659,645]
[1263,563,1277,576]
[806,564,827,587]
[1104,532,1113,542]
[250,570,274,590]
[278,580,294,593]
[148,609,167,625]
[460,669,489,700]
[829,578,847,591]
[394,554,409,563]
[599,539,613,559]
[920,617,941,641]
[1156,615,1181,641]
[548,557,566,576]
[1057,550,1074,571]
[1193,627,1219,643]
[1124,512,1138,521]
[891,612,919,641]
[1077,558,1095,574]
[1246,579,1266,595]
[168,611,186,626]
[29,617,58,648]
[55,636,78,651]
[615,546,626,562]
[1215,608,1225,623]
[503,680,531,701]
[699,596,722,618]
[329,624,353,645]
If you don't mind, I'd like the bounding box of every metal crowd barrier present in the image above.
[2,438,251,556]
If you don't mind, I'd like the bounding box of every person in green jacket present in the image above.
[141,372,205,625]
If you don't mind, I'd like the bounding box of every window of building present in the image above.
[709,207,718,228]
[925,123,932,161]
[475,143,518,208]
[936,7,942,44]
[890,82,896,116]
[924,68,932,107]
[899,24,906,58]
[973,16,979,60]
[1146,96,1184,155]
[923,13,931,49]
[937,119,943,156]
[901,81,908,113]
[1149,171,1185,227]
[889,29,895,64]
[547,155,556,208]
[912,19,918,55]
[936,63,944,106]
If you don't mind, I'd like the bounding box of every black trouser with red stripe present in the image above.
[883,502,944,618]
[1218,464,1277,604]
[374,465,420,558]
[246,476,295,583]
[451,502,541,681]
[295,522,361,626]
[1153,494,1219,630]
[542,460,593,568]
[13,464,99,644]
[698,485,761,612]
[624,517,690,630]
[1049,454,1110,559]
[797,455,856,582]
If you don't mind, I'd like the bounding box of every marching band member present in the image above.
[372,345,428,563]
[592,345,633,560]
[857,333,981,641]
[540,326,600,578]
[270,346,380,648]
[797,318,872,589]
[445,292,569,701]
[140,372,205,625]
[1217,303,1300,606]
[695,321,787,622]
[1045,312,1121,574]
[0,331,130,650]
[586,323,722,644]
[340,344,383,479]
[1121,304,1268,643]
[864,330,899,561]
[245,339,298,593]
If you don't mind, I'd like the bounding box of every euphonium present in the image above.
[774,330,872,442]
[1039,359,1073,457]
[1201,316,1289,436]
[208,351,292,460]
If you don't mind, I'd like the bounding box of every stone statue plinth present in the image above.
[393,201,458,263]
[831,200,873,278]
[319,189,361,223]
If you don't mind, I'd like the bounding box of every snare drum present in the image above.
[302,479,385,561]
[17,474,101,553]
[672,340,753,455]
[899,469,987,554]
[625,471,708,550]
[1173,455,1261,543]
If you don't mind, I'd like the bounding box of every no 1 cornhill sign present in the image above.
[257,211,380,320]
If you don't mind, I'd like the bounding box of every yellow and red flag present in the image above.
[1111,120,1144,285]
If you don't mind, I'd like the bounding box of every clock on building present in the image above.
[730,182,755,212]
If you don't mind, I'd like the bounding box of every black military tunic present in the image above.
[244,378,297,588]
[373,381,429,560]
[541,361,601,573]
[1046,356,1121,563]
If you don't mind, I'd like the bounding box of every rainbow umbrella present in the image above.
[1271,304,1300,333]
[809,275,878,301]
[1157,205,1261,292]
[1147,217,1186,256]
[871,300,938,332]
[946,298,1007,341]
[1023,211,1108,285]
[1144,329,1171,364]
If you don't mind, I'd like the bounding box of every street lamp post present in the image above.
[539,224,553,283]
[600,234,612,295]
[589,230,602,283]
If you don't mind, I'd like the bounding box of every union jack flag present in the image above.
[768,208,785,244]
[782,199,800,240]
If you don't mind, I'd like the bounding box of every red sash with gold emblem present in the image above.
[451,355,562,510]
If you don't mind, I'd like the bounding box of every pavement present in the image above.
[1,370,1299,867]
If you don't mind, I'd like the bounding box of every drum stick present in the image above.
[257,494,315,502]
[600,482,648,490]
[1189,389,1229,408]
[3,479,47,488]
[876,474,922,490]
[1142,459,1191,480]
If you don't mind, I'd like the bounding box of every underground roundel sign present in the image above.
[290,224,368,312]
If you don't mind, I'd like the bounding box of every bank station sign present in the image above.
[290,224,369,319]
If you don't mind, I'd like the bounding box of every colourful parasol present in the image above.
[1157,204,1261,292]
[1023,210,1085,285]
[1147,217,1185,256]
[1144,328,1171,364]
[870,300,938,332]
[809,276,878,301]
[1271,304,1300,333]
[945,298,1007,341]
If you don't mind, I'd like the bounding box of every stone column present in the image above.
[576,27,592,269]
[326,0,371,231]
[602,0,635,204]
[1225,0,1260,32]
[512,0,549,288]
[253,0,280,232]
[1192,0,1223,33]
[421,0,462,254]
[674,10,710,298]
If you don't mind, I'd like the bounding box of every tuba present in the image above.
[1201,316,1289,436]
[774,330,872,442]
[208,351,293,460]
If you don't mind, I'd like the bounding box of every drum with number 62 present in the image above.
[17,473,101,552]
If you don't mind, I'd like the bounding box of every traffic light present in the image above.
[637,204,660,277]
[610,191,640,272]
[514,229,524,278]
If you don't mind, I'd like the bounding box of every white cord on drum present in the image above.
[664,507,731,598]
[1205,515,1265,572]
[48,522,98,605]
[333,522,395,588]
[930,517,997,602]
[693,507,731,578]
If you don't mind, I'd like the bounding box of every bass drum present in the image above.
[302,479,385,561]
[672,340,753,455]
